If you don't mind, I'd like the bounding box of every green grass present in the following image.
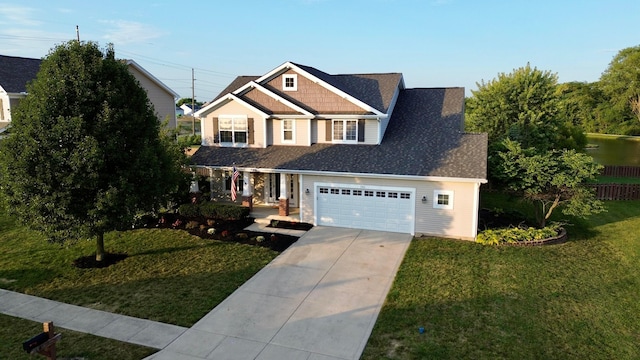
[0,212,278,328]
[0,314,155,360]
[362,200,640,359]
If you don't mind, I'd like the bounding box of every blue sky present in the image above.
[1,0,638,102]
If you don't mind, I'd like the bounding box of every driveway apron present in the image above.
[147,226,412,360]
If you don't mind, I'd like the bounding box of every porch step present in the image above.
[253,214,299,225]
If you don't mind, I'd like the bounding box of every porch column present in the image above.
[279,173,289,216]
[241,171,253,211]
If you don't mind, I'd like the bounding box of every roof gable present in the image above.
[0,55,42,93]
[125,60,179,99]
[212,62,402,116]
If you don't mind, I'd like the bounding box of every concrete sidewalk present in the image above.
[148,227,412,360]
[0,288,187,349]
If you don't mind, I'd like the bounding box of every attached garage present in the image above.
[314,183,415,234]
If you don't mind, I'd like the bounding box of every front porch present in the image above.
[246,205,307,236]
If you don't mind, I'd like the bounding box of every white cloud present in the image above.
[0,4,41,26]
[100,20,166,45]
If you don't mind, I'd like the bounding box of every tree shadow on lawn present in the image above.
[73,214,302,269]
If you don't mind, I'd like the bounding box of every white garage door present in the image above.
[316,184,415,234]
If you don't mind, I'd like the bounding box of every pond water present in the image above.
[585,135,640,166]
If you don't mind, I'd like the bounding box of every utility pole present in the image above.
[191,68,196,136]
[76,25,80,41]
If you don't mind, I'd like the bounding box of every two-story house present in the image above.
[191,61,487,240]
[0,55,178,131]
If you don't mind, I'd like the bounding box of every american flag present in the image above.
[231,166,240,201]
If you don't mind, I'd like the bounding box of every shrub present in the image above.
[215,204,250,220]
[178,203,199,217]
[177,202,249,220]
[199,202,219,218]
[477,223,561,245]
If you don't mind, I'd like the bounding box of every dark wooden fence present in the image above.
[601,165,640,177]
[590,184,640,200]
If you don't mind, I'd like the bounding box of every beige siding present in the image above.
[272,119,310,146]
[201,101,266,148]
[316,119,331,144]
[300,174,480,240]
[127,65,177,128]
[315,119,379,144]
[363,119,379,145]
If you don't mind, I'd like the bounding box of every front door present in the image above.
[266,173,299,207]
[267,173,281,204]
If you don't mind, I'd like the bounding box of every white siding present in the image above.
[300,174,480,240]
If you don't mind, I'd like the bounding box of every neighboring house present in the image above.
[0,55,178,130]
[0,55,41,133]
[179,103,201,116]
[192,61,488,240]
[124,60,179,129]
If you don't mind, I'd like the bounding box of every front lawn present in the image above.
[0,212,278,327]
[362,200,640,359]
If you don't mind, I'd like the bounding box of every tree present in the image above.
[556,81,618,134]
[493,139,605,228]
[0,41,188,262]
[176,98,203,107]
[466,64,585,152]
[599,45,640,135]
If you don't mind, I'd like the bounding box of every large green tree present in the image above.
[466,64,585,152]
[494,140,605,228]
[599,45,640,135]
[0,41,188,261]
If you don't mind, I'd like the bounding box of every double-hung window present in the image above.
[223,171,244,192]
[282,119,294,143]
[219,116,247,145]
[333,120,357,143]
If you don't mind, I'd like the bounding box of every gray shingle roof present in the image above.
[211,63,402,114]
[0,55,42,93]
[293,63,402,113]
[191,88,487,180]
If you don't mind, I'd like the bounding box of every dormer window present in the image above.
[332,119,358,143]
[283,74,297,91]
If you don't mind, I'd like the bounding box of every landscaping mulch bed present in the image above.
[150,213,300,253]
[267,220,314,231]
[73,253,129,269]
[72,214,305,269]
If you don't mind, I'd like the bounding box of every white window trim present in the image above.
[281,119,295,143]
[433,190,454,210]
[332,119,358,144]
[219,115,248,147]
[283,74,297,91]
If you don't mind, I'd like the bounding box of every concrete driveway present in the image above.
[147,226,412,360]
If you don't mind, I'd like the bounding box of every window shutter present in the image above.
[212,117,219,143]
[325,120,332,141]
[248,118,254,144]
[357,119,365,142]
